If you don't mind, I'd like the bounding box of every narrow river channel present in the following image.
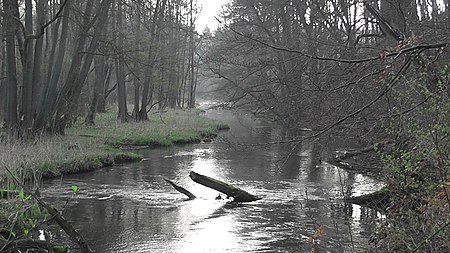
[43,105,383,252]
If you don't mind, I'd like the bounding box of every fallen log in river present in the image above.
[189,171,262,202]
[164,172,262,202]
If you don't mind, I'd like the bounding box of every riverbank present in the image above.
[0,109,229,185]
[0,109,229,251]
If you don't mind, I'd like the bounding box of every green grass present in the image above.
[0,135,141,183]
[0,109,228,184]
[68,110,227,147]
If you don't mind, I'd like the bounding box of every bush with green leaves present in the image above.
[370,66,450,252]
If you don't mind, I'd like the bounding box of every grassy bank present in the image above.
[0,109,228,184]
[68,110,229,147]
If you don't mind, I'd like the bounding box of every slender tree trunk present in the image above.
[188,0,195,108]
[116,0,128,122]
[133,0,142,120]
[30,0,46,130]
[3,0,19,137]
[22,0,35,134]
[97,63,111,113]
[167,1,178,109]
[0,14,5,123]
[85,55,106,125]
[179,31,189,108]
[139,0,165,120]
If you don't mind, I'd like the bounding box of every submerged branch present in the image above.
[164,178,196,199]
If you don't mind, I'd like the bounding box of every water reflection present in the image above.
[42,108,383,252]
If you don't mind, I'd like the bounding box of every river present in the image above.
[42,106,383,252]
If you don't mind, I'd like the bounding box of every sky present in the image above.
[196,0,230,33]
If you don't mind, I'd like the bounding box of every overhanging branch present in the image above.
[222,20,448,64]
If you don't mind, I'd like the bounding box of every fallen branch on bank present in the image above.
[333,146,377,162]
[326,141,391,172]
[189,171,262,202]
[344,188,391,210]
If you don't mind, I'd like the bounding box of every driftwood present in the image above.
[163,178,196,199]
[189,171,262,202]
[327,141,392,172]
[333,146,377,162]
[344,189,391,210]
[332,141,392,162]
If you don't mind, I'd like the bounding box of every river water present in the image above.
[43,107,383,252]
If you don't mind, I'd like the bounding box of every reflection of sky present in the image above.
[177,213,240,252]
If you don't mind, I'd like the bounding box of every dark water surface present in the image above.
[43,106,383,252]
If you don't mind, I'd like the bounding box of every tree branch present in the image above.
[363,2,405,42]
[222,20,448,64]
[25,0,70,41]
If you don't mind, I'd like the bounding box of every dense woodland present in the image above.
[0,0,201,137]
[0,0,449,252]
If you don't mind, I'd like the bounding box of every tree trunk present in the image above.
[29,0,46,132]
[33,0,71,133]
[3,0,19,137]
[0,14,5,123]
[85,55,106,125]
[97,63,112,113]
[138,0,163,121]
[21,0,35,134]
[116,0,128,122]
[132,0,142,120]
[187,0,195,108]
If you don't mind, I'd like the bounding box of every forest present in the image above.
[0,0,449,252]
[1,0,201,138]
